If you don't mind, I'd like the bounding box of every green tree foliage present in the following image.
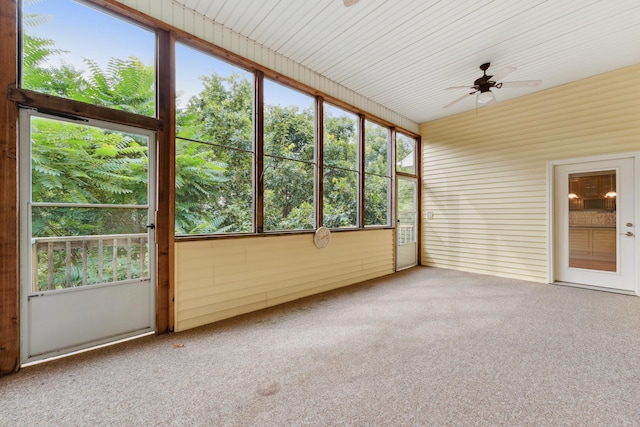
[176,72,254,234]
[23,12,393,239]
[364,122,390,226]
[323,113,358,227]
[264,104,315,230]
[31,117,148,237]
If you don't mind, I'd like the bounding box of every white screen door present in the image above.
[554,156,636,292]
[396,176,418,270]
[20,110,156,362]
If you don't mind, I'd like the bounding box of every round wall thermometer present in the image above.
[314,226,331,248]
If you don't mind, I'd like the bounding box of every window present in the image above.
[263,79,315,231]
[175,43,254,235]
[323,104,359,228]
[28,114,151,290]
[364,120,391,226]
[14,0,419,244]
[396,132,416,175]
[21,0,155,116]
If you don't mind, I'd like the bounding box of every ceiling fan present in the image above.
[444,63,541,109]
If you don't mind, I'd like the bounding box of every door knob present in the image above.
[626,223,633,227]
[622,231,634,237]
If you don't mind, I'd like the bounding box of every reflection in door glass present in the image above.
[568,170,616,272]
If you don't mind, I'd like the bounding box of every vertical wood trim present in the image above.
[254,71,264,233]
[390,128,396,227]
[0,0,19,376]
[315,97,324,228]
[416,135,422,266]
[156,29,175,332]
[358,114,366,228]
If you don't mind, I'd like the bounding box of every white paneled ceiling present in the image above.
[172,0,640,124]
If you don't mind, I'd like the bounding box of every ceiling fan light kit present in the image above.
[444,62,541,109]
[477,91,495,104]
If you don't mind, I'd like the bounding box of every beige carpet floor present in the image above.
[1,266,640,426]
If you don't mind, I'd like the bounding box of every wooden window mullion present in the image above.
[254,71,264,233]
[315,97,324,228]
[358,114,366,228]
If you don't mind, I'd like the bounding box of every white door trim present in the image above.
[548,152,639,295]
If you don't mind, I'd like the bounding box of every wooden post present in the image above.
[0,0,20,376]
[358,114,366,228]
[254,71,264,233]
[315,97,324,228]
[156,29,174,332]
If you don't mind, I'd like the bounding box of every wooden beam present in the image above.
[0,0,20,376]
[8,88,162,131]
[390,127,396,228]
[255,71,264,233]
[315,97,324,228]
[155,29,174,333]
[358,115,366,228]
[416,136,422,266]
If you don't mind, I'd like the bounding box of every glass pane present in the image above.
[264,79,315,162]
[324,104,358,170]
[365,120,389,175]
[264,157,314,231]
[22,0,155,116]
[29,116,151,292]
[30,116,149,205]
[175,139,253,235]
[398,179,417,245]
[176,43,254,151]
[396,133,416,174]
[324,168,358,228]
[568,170,616,272]
[365,174,390,226]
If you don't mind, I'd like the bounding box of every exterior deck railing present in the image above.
[31,233,148,292]
[398,224,415,245]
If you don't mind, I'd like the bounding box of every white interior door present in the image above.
[20,110,156,363]
[554,156,636,292]
[396,176,418,270]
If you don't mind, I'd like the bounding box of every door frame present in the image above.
[548,152,640,295]
[19,109,158,363]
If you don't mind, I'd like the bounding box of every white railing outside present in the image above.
[31,233,148,292]
[398,224,415,245]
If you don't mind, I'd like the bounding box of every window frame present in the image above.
[15,0,420,242]
[363,118,393,228]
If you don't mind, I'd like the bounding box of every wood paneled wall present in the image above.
[174,230,394,331]
[420,65,640,283]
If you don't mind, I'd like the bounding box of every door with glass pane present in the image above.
[20,111,156,362]
[396,177,418,270]
[554,156,635,292]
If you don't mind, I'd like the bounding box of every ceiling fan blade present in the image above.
[446,85,475,90]
[499,80,542,88]
[443,92,474,109]
[343,0,359,7]
[490,66,517,83]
